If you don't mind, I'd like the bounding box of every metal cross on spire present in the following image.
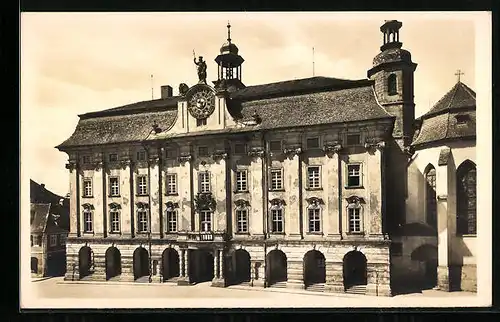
[455,69,464,82]
[227,21,231,43]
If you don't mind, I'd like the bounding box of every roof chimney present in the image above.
[161,85,173,99]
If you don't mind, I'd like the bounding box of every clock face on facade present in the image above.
[187,88,216,120]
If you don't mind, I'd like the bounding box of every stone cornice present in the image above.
[148,157,160,167]
[364,139,386,152]
[323,142,343,156]
[119,159,134,170]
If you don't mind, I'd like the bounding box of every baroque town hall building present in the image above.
[57,20,477,296]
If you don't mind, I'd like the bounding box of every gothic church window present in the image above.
[388,74,397,95]
[425,165,437,229]
[456,161,477,235]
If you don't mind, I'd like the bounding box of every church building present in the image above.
[56,20,477,296]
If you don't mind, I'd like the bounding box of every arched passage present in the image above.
[105,246,121,280]
[303,250,326,287]
[266,249,287,286]
[343,250,367,290]
[411,244,438,290]
[162,248,180,281]
[232,249,251,285]
[133,247,149,281]
[78,246,93,279]
[189,249,214,284]
[31,257,38,274]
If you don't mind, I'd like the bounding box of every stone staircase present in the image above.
[268,281,287,288]
[305,283,326,292]
[345,285,367,295]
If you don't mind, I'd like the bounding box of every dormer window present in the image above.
[455,114,470,125]
[388,74,397,95]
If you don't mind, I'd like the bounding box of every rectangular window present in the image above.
[236,170,248,192]
[137,176,148,195]
[60,234,66,246]
[137,210,149,233]
[109,153,118,162]
[346,134,361,146]
[197,118,207,127]
[307,166,321,189]
[347,164,362,187]
[200,210,212,232]
[307,137,320,149]
[234,143,247,155]
[110,210,120,233]
[270,168,284,191]
[49,234,57,247]
[82,155,91,164]
[83,211,93,233]
[109,177,120,196]
[166,210,177,232]
[166,174,177,195]
[83,179,93,197]
[137,150,146,161]
[236,209,248,233]
[269,140,282,152]
[271,209,284,233]
[199,172,211,193]
[348,207,362,233]
[166,148,177,159]
[37,235,43,246]
[308,208,321,232]
[198,146,209,157]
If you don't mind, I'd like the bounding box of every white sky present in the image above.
[21,12,479,196]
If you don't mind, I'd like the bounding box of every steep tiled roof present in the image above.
[412,82,476,147]
[31,203,50,234]
[58,76,392,147]
[229,76,374,101]
[230,85,392,130]
[30,180,70,231]
[57,109,177,148]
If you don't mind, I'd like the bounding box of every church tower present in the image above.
[213,22,246,92]
[368,20,417,149]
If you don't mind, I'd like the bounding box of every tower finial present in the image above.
[227,21,231,43]
[455,69,464,82]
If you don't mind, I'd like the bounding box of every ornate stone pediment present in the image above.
[136,202,149,210]
[234,199,250,208]
[345,195,365,205]
[269,198,286,207]
[82,203,94,210]
[247,147,265,158]
[211,150,228,161]
[165,201,180,210]
[178,153,192,164]
[305,197,324,207]
[194,192,216,211]
[283,146,302,158]
[108,202,121,210]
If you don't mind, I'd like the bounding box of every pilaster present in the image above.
[248,147,265,237]
[324,143,342,238]
[436,162,450,291]
[283,146,302,238]
[149,156,161,237]
[178,153,193,232]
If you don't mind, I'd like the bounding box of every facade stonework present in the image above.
[56,20,477,296]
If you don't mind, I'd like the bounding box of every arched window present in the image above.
[424,165,437,229]
[388,74,397,95]
[456,161,477,235]
[269,198,286,233]
[305,197,324,233]
[234,199,250,234]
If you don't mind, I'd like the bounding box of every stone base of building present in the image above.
[366,283,392,297]
[325,283,345,293]
[177,277,190,286]
[211,278,225,287]
[437,266,450,292]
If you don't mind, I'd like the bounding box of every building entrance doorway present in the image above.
[230,249,251,285]
[78,246,93,279]
[162,248,180,281]
[189,249,214,284]
[266,249,287,286]
[343,250,367,290]
[105,247,121,280]
[133,247,149,281]
[303,250,326,287]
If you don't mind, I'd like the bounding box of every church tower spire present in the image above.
[214,22,246,91]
